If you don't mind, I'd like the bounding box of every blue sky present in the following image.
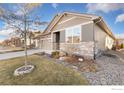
[0,3,124,41]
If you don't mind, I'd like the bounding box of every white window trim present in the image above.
[65,25,81,44]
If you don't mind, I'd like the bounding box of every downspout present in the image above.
[93,21,96,60]
[93,17,102,60]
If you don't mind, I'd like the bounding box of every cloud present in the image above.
[115,13,124,23]
[115,33,124,38]
[51,3,58,9]
[0,29,14,37]
[86,3,124,13]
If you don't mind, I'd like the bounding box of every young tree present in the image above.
[0,4,47,65]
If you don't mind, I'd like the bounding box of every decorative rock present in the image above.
[78,58,84,62]
[14,65,34,76]
[59,57,65,61]
[81,55,124,85]
[71,66,78,70]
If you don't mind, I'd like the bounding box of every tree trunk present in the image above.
[24,15,28,65]
[29,35,31,49]
[24,32,28,65]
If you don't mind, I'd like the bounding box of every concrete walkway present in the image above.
[0,49,43,60]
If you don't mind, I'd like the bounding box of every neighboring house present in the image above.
[115,35,124,49]
[35,12,115,59]
[116,38,124,49]
[21,31,42,48]
[118,38,124,45]
[10,37,21,47]
[2,37,21,47]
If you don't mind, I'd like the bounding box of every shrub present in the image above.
[121,43,124,49]
[112,45,116,50]
[51,51,60,59]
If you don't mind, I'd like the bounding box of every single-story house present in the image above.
[118,38,124,45]
[34,12,115,59]
[21,31,42,48]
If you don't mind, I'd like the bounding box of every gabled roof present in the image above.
[41,12,116,40]
[43,12,99,34]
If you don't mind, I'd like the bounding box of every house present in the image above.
[116,38,124,49]
[21,31,42,48]
[2,37,21,47]
[115,35,124,49]
[10,37,21,47]
[35,12,115,59]
[117,38,124,45]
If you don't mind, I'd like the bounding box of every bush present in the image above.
[51,51,60,59]
[112,45,116,50]
[121,43,124,49]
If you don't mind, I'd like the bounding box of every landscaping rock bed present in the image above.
[14,65,35,76]
[82,55,124,85]
[57,56,98,73]
[36,50,124,85]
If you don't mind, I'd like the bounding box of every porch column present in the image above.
[51,32,53,50]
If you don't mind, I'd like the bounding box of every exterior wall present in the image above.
[46,15,61,33]
[60,42,94,59]
[52,16,94,59]
[52,16,91,31]
[36,34,52,50]
[26,38,34,46]
[94,24,114,54]
[105,36,114,49]
[21,38,34,47]
[60,30,65,43]
[35,39,38,48]
[81,22,93,41]
[58,14,75,23]
[94,24,107,51]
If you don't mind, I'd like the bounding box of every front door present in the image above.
[55,32,60,50]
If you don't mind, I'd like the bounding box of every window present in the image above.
[66,26,81,43]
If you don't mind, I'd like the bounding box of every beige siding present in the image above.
[46,15,61,33]
[95,24,107,50]
[81,22,93,42]
[60,30,65,43]
[37,34,52,50]
[58,14,75,23]
[52,16,91,31]
[94,24,114,50]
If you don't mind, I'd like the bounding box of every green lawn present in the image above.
[0,55,88,85]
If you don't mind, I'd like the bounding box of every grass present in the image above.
[0,55,88,85]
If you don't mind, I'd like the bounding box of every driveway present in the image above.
[0,49,43,60]
[82,50,124,85]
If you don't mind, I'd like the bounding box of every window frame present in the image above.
[65,25,81,44]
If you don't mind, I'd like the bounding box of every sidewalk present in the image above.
[0,49,42,60]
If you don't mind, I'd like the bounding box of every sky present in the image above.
[0,3,124,41]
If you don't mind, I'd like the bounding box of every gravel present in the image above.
[82,55,124,85]
[54,50,124,85]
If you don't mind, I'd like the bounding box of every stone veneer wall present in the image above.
[60,41,94,59]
